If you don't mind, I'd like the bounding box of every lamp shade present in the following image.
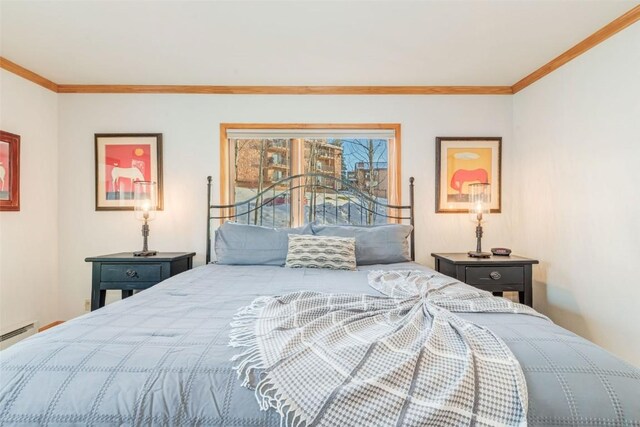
[133,181,157,221]
[468,183,491,220]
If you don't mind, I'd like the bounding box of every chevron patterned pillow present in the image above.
[285,234,356,270]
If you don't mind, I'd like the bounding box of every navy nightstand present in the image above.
[85,252,195,311]
[431,253,538,307]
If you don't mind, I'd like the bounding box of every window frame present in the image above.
[219,123,402,226]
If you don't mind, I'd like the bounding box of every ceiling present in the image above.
[0,0,637,86]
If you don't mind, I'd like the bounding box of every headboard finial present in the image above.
[206,176,213,264]
[409,176,415,261]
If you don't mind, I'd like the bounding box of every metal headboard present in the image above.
[206,173,415,263]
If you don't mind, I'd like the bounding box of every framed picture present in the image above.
[95,133,163,211]
[0,131,20,211]
[435,137,501,213]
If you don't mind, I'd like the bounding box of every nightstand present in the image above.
[85,252,196,311]
[431,253,539,307]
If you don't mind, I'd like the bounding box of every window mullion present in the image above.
[387,137,400,223]
[290,138,304,227]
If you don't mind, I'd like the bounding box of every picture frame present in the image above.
[435,137,501,213]
[0,131,20,211]
[95,133,163,211]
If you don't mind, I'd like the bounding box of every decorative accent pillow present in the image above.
[311,223,412,265]
[285,234,356,270]
[215,222,313,265]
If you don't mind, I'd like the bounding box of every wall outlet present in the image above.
[84,299,91,312]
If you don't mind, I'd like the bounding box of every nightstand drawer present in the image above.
[101,263,163,282]
[465,266,523,286]
[99,281,157,291]
[471,283,524,293]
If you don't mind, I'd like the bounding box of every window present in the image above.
[220,124,401,227]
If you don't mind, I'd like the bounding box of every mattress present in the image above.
[1,263,639,426]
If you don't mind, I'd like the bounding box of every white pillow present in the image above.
[285,234,356,270]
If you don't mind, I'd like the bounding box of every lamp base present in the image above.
[468,251,491,258]
[133,250,158,257]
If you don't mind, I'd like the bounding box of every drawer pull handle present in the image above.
[126,269,139,279]
[489,271,502,280]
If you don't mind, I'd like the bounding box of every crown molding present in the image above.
[55,85,512,95]
[512,4,640,93]
[0,57,58,92]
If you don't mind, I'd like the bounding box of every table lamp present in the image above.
[133,181,158,257]
[468,182,491,258]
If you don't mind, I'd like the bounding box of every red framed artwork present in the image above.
[0,131,20,211]
[435,137,501,213]
[94,133,163,211]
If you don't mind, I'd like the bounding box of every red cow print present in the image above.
[450,169,488,194]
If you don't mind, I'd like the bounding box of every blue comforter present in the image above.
[1,263,639,426]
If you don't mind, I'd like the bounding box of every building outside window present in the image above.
[222,125,400,227]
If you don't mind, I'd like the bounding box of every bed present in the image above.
[0,175,638,426]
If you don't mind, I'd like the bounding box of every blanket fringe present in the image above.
[228,296,271,386]
[229,296,307,427]
[256,378,306,427]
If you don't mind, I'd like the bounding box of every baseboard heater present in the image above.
[0,322,36,350]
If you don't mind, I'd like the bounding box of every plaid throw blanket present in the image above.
[230,270,547,427]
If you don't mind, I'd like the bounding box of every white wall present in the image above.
[0,70,59,333]
[57,94,515,319]
[512,24,640,365]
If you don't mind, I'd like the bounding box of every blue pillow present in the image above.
[215,222,313,265]
[311,223,412,265]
